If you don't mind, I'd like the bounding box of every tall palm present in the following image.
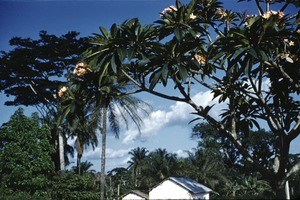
[58,84,98,175]
[127,147,149,187]
[97,87,150,199]
[61,72,150,199]
[43,107,75,172]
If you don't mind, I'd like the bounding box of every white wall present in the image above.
[192,193,210,200]
[122,193,146,200]
[149,179,193,199]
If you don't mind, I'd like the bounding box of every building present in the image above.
[149,177,212,199]
[122,190,149,200]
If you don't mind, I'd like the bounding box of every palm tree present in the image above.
[58,84,98,175]
[71,160,95,174]
[143,148,179,186]
[42,107,76,172]
[60,70,151,199]
[98,87,150,199]
[127,147,149,187]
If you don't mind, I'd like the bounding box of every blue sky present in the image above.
[1,0,299,172]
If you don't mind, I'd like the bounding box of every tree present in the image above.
[0,31,89,107]
[192,122,275,173]
[59,62,151,199]
[0,108,54,195]
[71,160,95,175]
[107,167,132,199]
[82,0,300,197]
[143,148,179,186]
[0,31,90,172]
[127,147,149,187]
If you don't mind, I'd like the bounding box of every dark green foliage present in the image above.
[0,31,89,106]
[0,108,54,195]
[49,172,100,200]
[83,0,299,197]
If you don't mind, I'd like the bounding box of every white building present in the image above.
[149,177,212,200]
[122,190,149,200]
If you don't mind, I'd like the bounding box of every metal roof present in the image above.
[169,177,213,194]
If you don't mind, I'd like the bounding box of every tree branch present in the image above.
[286,161,300,179]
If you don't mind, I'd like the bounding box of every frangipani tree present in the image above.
[81,0,299,197]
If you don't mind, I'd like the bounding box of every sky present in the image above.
[0,0,299,172]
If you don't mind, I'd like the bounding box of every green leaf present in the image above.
[110,23,117,38]
[259,50,268,61]
[117,48,126,61]
[111,55,117,73]
[248,48,258,58]
[178,65,188,81]
[127,48,135,60]
[174,28,182,41]
[161,64,169,82]
[125,18,138,28]
[232,47,248,60]
[99,26,109,39]
[149,71,162,90]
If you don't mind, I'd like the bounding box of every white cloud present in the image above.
[82,147,132,160]
[122,90,227,144]
[173,149,189,158]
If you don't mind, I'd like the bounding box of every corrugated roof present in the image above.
[169,177,212,194]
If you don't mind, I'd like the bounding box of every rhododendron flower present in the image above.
[73,62,91,77]
[58,86,67,98]
[194,54,206,65]
[160,5,177,17]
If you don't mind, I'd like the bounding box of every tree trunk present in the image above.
[58,126,65,172]
[285,180,290,200]
[77,155,82,175]
[100,107,107,199]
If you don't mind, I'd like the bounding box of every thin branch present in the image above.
[255,0,264,15]
[287,117,300,142]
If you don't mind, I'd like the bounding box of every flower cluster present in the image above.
[73,62,92,77]
[262,10,284,20]
[215,8,227,20]
[58,86,68,98]
[194,54,206,65]
[160,5,177,17]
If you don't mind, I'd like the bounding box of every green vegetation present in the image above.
[0,0,299,199]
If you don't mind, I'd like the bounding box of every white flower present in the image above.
[160,5,177,17]
[58,86,67,98]
[189,13,197,19]
[194,54,206,65]
[262,10,277,19]
[73,62,91,77]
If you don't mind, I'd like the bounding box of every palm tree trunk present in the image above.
[58,126,65,172]
[77,155,82,175]
[100,107,107,199]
